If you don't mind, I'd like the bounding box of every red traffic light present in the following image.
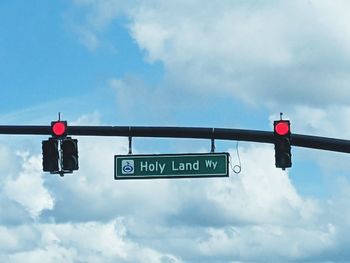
[51,121,67,137]
[274,121,290,136]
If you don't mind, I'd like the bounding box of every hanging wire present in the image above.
[230,141,242,174]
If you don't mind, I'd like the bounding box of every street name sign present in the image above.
[114,153,229,179]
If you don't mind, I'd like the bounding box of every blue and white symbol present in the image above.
[122,160,134,174]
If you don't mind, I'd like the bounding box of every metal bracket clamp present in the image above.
[128,127,132,155]
[211,128,215,153]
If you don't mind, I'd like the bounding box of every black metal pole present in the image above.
[0,125,50,135]
[0,125,350,154]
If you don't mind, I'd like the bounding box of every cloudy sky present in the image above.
[1,0,350,262]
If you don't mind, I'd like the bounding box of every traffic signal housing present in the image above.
[274,120,292,170]
[42,120,79,175]
[62,138,79,171]
[42,139,59,172]
[51,121,67,139]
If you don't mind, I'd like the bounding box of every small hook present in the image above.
[229,141,242,174]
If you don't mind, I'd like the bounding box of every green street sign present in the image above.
[114,153,229,179]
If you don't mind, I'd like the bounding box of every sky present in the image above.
[1,0,350,262]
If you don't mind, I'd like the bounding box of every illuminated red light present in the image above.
[275,121,290,136]
[52,122,66,136]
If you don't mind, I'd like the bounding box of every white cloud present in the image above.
[126,1,350,106]
[70,111,101,125]
[208,145,315,225]
[3,152,54,219]
[68,0,135,51]
[0,144,20,179]
[109,77,174,123]
[71,0,350,107]
[3,220,183,263]
[73,25,100,50]
[72,0,132,31]
[286,105,350,139]
[197,223,335,261]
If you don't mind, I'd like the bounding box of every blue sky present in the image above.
[1,0,350,262]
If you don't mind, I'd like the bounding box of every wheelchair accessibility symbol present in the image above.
[121,160,134,174]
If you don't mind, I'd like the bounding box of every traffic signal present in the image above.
[274,120,292,169]
[42,139,59,172]
[62,138,79,171]
[51,121,67,139]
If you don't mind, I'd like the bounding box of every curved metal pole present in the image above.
[0,125,350,153]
